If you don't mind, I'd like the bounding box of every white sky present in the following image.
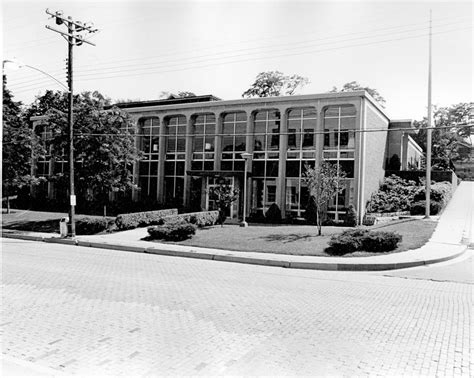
[2,0,472,120]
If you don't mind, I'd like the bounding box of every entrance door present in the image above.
[205,176,236,219]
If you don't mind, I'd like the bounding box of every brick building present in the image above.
[32,91,424,223]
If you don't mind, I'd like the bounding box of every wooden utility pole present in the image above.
[45,9,97,236]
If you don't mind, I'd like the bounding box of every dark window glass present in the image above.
[139,161,150,175]
[340,131,349,146]
[221,161,232,171]
[175,162,185,176]
[191,161,202,171]
[340,106,356,116]
[149,178,157,197]
[286,161,300,177]
[288,129,296,147]
[253,161,265,176]
[324,129,330,147]
[204,161,214,171]
[149,162,159,176]
[266,161,279,177]
[270,128,279,148]
[164,162,175,175]
[340,161,355,178]
[303,130,314,147]
[234,161,244,171]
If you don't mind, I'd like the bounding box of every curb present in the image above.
[2,232,468,271]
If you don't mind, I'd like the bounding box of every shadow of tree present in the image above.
[2,220,59,232]
[260,233,316,243]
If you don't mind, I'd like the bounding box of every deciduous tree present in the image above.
[2,76,44,213]
[32,90,140,214]
[330,81,386,107]
[208,180,239,227]
[242,71,309,98]
[303,162,346,236]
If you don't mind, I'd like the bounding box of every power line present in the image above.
[75,26,471,83]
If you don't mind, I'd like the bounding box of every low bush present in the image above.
[161,211,219,228]
[328,228,402,255]
[115,208,178,230]
[413,181,452,206]
[265,203,282,223]
[75,217,115,235]
[361,231,402,252]
[409,200,443,215]
[147,218,196,241]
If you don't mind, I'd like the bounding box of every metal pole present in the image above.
[425,10,433,219]
[241,165,248,227]
[67,18,76,236]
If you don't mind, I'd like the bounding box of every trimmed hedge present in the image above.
[147,218,196,241]
[328,228,402,255]
[160,211,220,228]
[409,200,443,215]
[115,208,178,230]
[75,216,115,235]
[265,203,282,223]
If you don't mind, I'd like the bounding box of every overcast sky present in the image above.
[2,0,472,120]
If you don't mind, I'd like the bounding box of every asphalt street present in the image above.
[1,239,472,376]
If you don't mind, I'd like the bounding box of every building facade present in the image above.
[31,91,423,223]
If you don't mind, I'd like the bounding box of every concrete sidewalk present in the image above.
[2,182,473,271]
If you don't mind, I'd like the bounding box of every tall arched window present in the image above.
[138,117,159,198]
[221,112,247,171]
[164,115,186,204]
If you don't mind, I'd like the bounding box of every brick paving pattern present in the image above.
[1,238,472,376]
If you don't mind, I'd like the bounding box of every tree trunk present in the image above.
[316,207,322,236]
[6,195,10,214]
[103,204,107,218]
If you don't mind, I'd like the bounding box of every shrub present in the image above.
[115,209,178,230]
[413,181,452,206]
[265,203,282,223]
[343,205,358,227]
[328,229,401,255]
[366,175,419,213]
[161,211,219,228]
[147,218,196,241]
[409,200,443,215]
[328,229,369,255]
[75,217,115,235]
[361,231,402,252]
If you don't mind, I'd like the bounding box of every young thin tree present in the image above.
[209,180,239,227]
[303,162,346,236]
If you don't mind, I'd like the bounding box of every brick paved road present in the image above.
[1,239,472,376]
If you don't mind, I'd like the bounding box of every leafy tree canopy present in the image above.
[330,81,386,107]
[242,71,309,98]
[158,91,197,99]
[413,103,473,169]
[29,90,140,204]
[2,75,44,212]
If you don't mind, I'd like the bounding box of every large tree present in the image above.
[33,90,141,213]
[2,76,44,213]
[242,71,309,98]
[413,103,473,169]
[303,162,346,236]
[330,81,386,107]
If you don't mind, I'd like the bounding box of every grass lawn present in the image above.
[165,219,438,257]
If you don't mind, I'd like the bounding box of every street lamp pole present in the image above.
[240,152,252,227]
[425,10,433,219]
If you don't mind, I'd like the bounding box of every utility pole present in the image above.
[45,9,98,236]
[425,10,433,219]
